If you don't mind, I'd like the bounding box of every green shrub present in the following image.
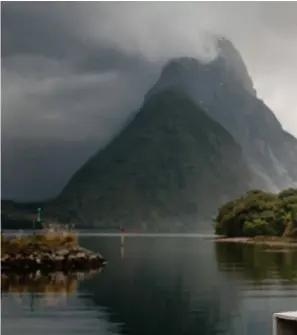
[243,219,271,237]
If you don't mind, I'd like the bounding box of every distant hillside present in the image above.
[45,90,253,230]
[146,37,297,191]
[1,200,44,229]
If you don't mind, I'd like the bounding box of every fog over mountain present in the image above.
[2,2,297,201]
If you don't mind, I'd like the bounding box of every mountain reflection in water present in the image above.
[2,235,297,335]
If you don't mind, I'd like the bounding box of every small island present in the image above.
[214,188,297,246]
[1,225,107,274]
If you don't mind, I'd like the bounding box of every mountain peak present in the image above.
[145,37,297,191]
[217,37,239,57]
[147,36,256,100]
[215,37,255,95]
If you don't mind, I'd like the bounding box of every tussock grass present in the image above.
[1,224,78,254]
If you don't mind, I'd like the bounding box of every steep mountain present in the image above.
[146,37,297,191]
[47,90,252,230]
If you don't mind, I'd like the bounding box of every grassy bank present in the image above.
[1,226,78,255]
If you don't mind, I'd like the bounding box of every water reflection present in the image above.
[1,270,101,309]
[3,236,297,335]
[121,235,125,259]
[1,267,117,335]
[215,242,297,282]
[79,236,241,335]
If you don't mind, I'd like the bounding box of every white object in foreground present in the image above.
[273,311,297,335]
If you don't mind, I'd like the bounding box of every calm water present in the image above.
[2,235,297,335]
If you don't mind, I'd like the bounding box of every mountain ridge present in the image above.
[146,37,297,191]
[46,89,253,230]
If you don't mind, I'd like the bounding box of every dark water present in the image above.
[2,235,297,335]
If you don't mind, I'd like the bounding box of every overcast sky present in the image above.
[2,2,297,201]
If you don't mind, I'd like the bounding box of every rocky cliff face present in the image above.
[146,37,297,191]
[48,90,252,230]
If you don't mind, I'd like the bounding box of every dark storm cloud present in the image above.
[2,2,297,200]
[1,2,160,141]
[1,2,163,200]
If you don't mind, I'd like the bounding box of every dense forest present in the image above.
[214,188,297,237]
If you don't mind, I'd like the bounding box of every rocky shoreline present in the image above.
[1,244,107,274]
[214,237,297,248]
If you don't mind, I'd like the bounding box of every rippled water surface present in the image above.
[2,235,297,335]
